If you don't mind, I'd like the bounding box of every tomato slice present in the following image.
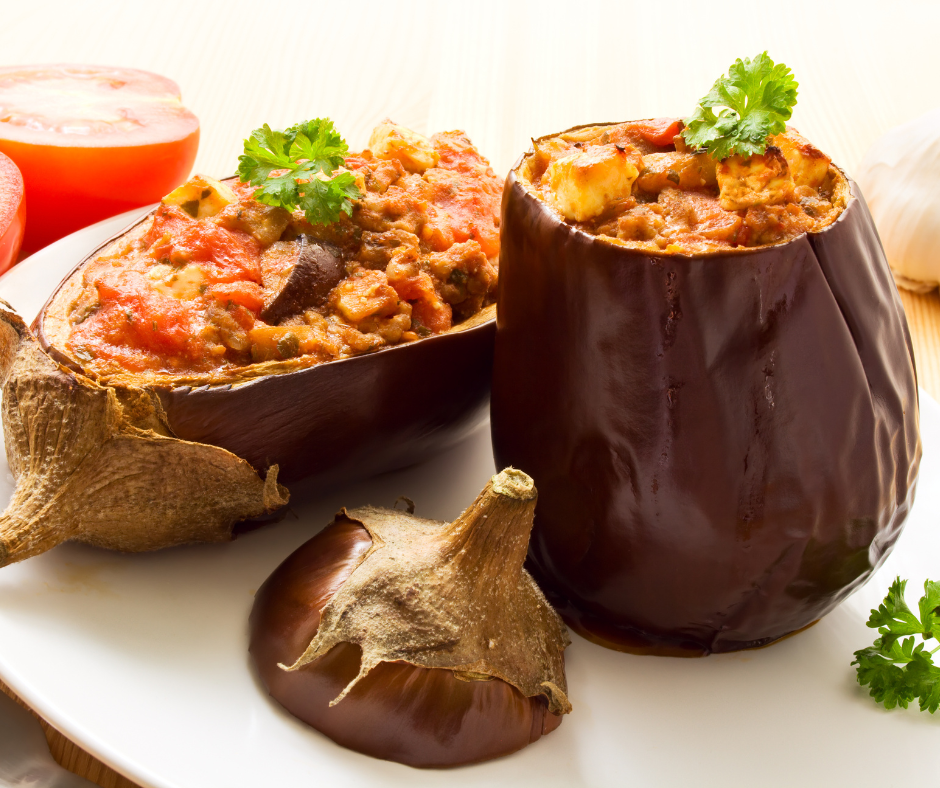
[0,151,25,274]
[0,65,199,255]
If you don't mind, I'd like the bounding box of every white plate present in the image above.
[0,214,938,788]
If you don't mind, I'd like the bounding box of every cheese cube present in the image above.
[163,174,237,220]
[368,122,439,174]
[545,145,640,222]
[716,148,795,211]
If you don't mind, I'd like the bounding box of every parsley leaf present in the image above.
[868,576,924,648]
[919,579,940,639]
[682,52,799,161]
[852,577,940,713]
[237,118,362,226]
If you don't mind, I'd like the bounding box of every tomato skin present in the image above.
[0,152,25,274]
[0,65,199,255]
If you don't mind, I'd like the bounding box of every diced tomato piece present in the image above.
[635,118,683,147]
[143,205,193,257]
[146,205,261,283]
[208,281,265,314]
[387,266,452,334]
[412,298,452,334]
[431,130,491,175]
[69,270,204,371]
[689,193,743,242]
[343,154,372,172]
[421,168,501,258]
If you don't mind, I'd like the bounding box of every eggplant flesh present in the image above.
[491,137,921,654]
[35,216,496,485]
[260,236,346,324]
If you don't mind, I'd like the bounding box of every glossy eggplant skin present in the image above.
[491,154,920,655]
[34,216,495,486]
[157,326,493,485]
[249,518,561,768]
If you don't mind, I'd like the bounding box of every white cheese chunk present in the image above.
[716,148,795,211]
[148,263,206,300]
[163,174,237,219]
[368,122,439,174]
[545,145,640,222]
[771,128,831,190]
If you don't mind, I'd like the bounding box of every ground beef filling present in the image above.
[63,125,502,378]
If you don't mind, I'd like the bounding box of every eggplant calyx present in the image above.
[0,304,289,568]
[281,468,572,715]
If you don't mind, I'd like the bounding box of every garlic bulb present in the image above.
[856,108,940,292]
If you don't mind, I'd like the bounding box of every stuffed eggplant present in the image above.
[491,57,920,655]
[34,121,501,485]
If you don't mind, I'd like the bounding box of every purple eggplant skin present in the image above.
[34,215,495,487]
[491,150,921,655]
[158,324,493,486]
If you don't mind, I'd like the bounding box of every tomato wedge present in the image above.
[0,151,25,274]
[0,65,199,254]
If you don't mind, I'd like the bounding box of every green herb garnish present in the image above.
[852,577,940,713]
[237,118,362,226]
[682,52,798,161]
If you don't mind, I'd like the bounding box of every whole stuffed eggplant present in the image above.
[491,116,920,654]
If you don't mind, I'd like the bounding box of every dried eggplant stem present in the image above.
[0,302,288,568]
[284,467,572,715]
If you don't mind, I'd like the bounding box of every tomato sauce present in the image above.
[63,125,501,380]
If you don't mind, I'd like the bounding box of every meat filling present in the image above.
[519,120,846,255]
[61,124,502,379]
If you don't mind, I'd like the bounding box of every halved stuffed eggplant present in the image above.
[34,122,502,485]
[491,108,920,654]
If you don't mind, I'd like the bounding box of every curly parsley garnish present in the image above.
[237,118,362,226]
[852,577,940,713]
[682,52,799,161]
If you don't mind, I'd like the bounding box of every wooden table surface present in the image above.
[2,1,940,785]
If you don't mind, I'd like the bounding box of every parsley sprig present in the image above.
[682,52,799,161]
[852,577,940,713]
[237,118,362,226]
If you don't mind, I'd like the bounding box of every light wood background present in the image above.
[2,1,940,785]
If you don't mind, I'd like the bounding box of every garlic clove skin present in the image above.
[249,516,563,768]
[855,107,940,292]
